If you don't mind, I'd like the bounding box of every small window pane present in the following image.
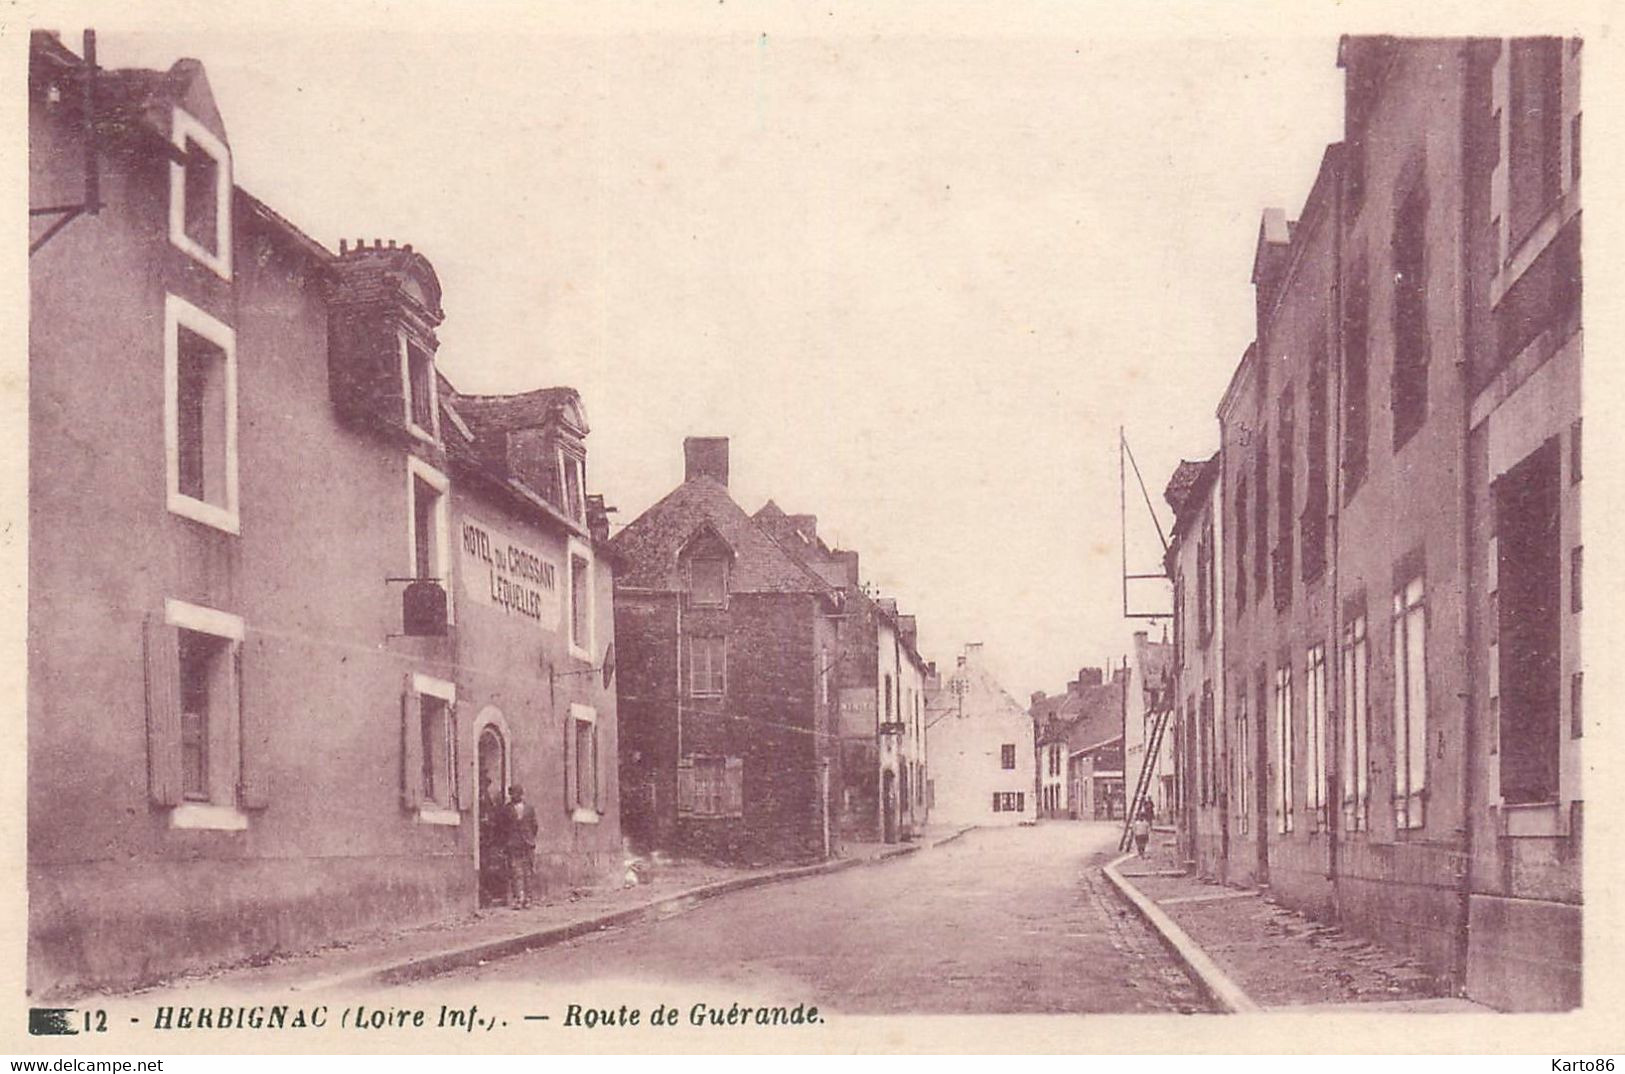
[690,558,726,605]
[183,139,219,255]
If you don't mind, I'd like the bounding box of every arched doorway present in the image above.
[475,717,509,906]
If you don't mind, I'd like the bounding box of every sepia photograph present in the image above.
[12,0,1615,1058]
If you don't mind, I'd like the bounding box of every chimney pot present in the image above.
[683,436,730,487]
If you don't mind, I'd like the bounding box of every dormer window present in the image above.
[168,108,232,280]
[401,336,439,442]
[560,451,586,523]
[690,557,728,606]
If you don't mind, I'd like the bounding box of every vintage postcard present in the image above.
[6,0,1623,1058]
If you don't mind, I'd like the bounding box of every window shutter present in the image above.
[143,616,183,807]
[401,675,423,809]
[563,713,578,814]
[450,703,467,812]
[677,756,696,816]
[593,723,604,813]
[724,756,743,816]
[207,641,239,806]
[237,638,269,809]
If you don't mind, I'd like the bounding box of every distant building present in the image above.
[1030,667,1126,821]
[1121,632,1175,825]
[751,504,931,844]
[610,438,844,864]
[1164,455,1228,879]
[925,643,1035,827]
[28,33,620,996]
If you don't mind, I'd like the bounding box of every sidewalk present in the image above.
[1105,834,1492,1012]
[111,825,972,1002]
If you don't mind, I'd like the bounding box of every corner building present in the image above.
[27,34,620,996]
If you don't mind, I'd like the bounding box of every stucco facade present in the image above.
[925,644,1034,828]
[27,35,620,996]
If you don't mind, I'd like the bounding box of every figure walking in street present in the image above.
[507,784,539,909]
[1132,799,1153,859]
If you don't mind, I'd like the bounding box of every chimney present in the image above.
[1078,667,1103,688]
[833,550,860,589]
[1030,690,1047,712]
[684,437,730,486]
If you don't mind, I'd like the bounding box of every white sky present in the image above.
[80,12,1345,700]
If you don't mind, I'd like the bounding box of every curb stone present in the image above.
[1101,852,1260,1014]
[314,828,973,992]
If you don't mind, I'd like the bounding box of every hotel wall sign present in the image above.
[460,519,561,628]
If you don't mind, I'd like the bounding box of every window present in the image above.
[560,452,586,523]
[1392,575,1428,828]
[690,635,725,697]
[1274,387,1295,608]
[1198,689,1212,807]
[678,755,743,818]
[1235,690,1250,834]
[1275,664,1294,834]
[401,672,459,824]
[1391,181,1429,448]
[420,694,451,805]
[403,338,438,441]
[1254,434,1269,600]
[1303,341,1329,580]
[992,791,1025,813]
[1000,743,1016,770]
[1508,38,1564,247]
[1234,473,1249,611]
[1495,441,1562,805]
[1305,644,1328,830]
[567,541,593,659]
[1199,519,1215,643]
[689,557,727,606]
[146,600,247,830]
[567,703,601,820]
[1341,612,1371,831]
[407,457,451,604]
[167,108,232,279]
[177,628,226,801]
[884,674,894,723]
[1172,570,1185,665]
[164,295,239,534]
[1343,256,1370,497]
[1570,546,1582,613]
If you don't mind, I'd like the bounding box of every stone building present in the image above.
[27,32,621,996]
[751,505,931,844]
[610,438,844,864]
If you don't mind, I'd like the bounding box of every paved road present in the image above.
[435,821,1208,1015]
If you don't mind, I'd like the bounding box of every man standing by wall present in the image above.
[506,785,539,909]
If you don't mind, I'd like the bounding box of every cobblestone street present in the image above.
[433,824,1209,1015]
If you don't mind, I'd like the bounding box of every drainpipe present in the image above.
[1328,139,1344,891]
[1453,38,1480,994]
